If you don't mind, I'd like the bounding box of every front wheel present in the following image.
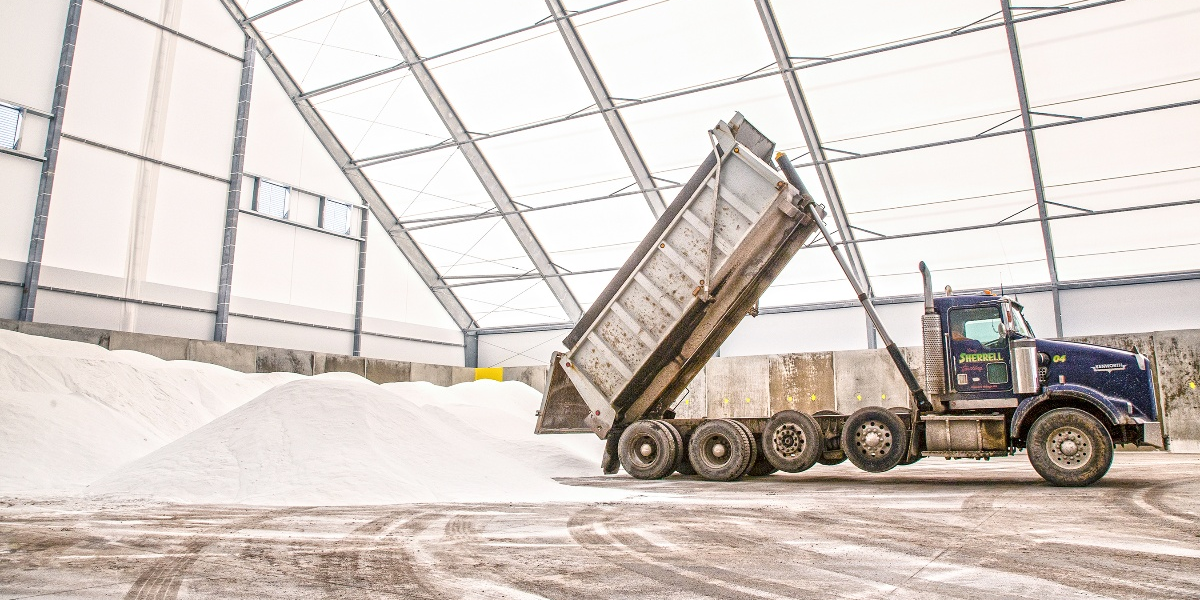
[1027,408,1113,487]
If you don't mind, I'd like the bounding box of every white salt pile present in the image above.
[0,330,298,492]
[90,377,613,505]
[1,329,614,504]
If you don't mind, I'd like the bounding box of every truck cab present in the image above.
[917,284,1164,484]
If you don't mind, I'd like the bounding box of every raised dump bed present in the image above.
[535,113,824,440]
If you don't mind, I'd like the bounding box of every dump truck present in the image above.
[535,113,1164,487]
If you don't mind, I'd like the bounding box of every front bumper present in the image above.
[1139,421,1164,449]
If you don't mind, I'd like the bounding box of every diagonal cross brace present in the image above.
[368,0,582,322]
[217,0,476,330]
[544,0,666,218]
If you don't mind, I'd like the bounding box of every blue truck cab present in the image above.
[916,279,1164,486]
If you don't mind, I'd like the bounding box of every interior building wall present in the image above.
[0,0,463,364]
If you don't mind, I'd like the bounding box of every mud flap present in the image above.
[601,432,621,475]
[534,352,594,434]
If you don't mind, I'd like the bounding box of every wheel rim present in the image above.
[700,433,732,468]
[1047,425,1092,470]
[771,423,806,458]
[629,433,659,469]
[854,420,892,458]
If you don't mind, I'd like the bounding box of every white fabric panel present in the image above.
[144,168,226,293]
[60,4,158,153]
[722,306,870,356]
[362,149,493,219]
[409,217,536,277]
[1051,205,1200,281]
[384,0,548,58]
[40,141,137,279]
[243,56,358,201]
[1061,278,1200,338]
[289,189,321,227]
[289,227,358,314]
[0,0,68,111]
[0,158,41,264]
[158,40,241,177]
[362,215,459,331]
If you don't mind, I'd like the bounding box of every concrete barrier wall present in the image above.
[0,319,550,392]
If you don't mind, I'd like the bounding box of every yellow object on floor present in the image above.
[475,367,503,382]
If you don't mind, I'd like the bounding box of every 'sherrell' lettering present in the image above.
[959,352,1002,364]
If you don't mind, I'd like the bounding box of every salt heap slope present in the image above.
[90,377,615,505]
[0,330,298,492]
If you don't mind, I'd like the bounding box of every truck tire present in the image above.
[1027,408,1113,487]
[654,420,686,476]
[688,419,754,481]
[841,407,909,473]
[762,410,822,473]
[618,420,680,480]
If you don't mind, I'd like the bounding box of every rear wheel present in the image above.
[1027,408,1113,487]
[841,407,909,473]
[617,420,679,480]
[656,420,685,476]
[762,410,822,473]
[688,419,753,481]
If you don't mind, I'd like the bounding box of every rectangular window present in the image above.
[0,103,21,150]
[253,179,289,219]
[320,198,352,235]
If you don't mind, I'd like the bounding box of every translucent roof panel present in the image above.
[475,115,645,209]
[1035,105,1200,211]
[563,270,622,312]
[571,0,778,101]
[254,0,400,90]
[362,149,494,220]
[524,193,655,271]
[408,216,536,278]
[858,224,1052,298]
[830,134,1036,233]
[385,0,551,58]
[424,25,596,134]
[1016,2,1200,110]
[1051,205,1200,281]
[759,246,856,307]
[455,279,569,328]
[795,27,1019,156]
[314,72,453,158]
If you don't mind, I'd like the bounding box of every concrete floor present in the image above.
[3,453,1200,600]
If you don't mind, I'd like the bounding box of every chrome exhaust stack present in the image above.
[919,262,945,396]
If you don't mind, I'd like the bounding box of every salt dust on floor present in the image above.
[0,330,613,504]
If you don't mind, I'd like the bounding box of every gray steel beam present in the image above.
[754,0,877,348]
[19,0,82,322]
[352,204,369,356]
[544,0,665,217]
[244,0,307,23]
[1002,0,1064,337]
[217,0,476,330]
[367,0,583,322]
[214,36,256,342]
[464,330,479,368]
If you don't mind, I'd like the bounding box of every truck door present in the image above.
[948,305,1012,393]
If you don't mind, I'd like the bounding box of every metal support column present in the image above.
[464,330,479,368]
[352,205,370,356]
[19,0,82,322]
[544,0,666,218]
[1002,0,1064,337]
[217,0,476,331]
[214,36,255,342]
[753,0,877,348]
[367,0,583,322]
